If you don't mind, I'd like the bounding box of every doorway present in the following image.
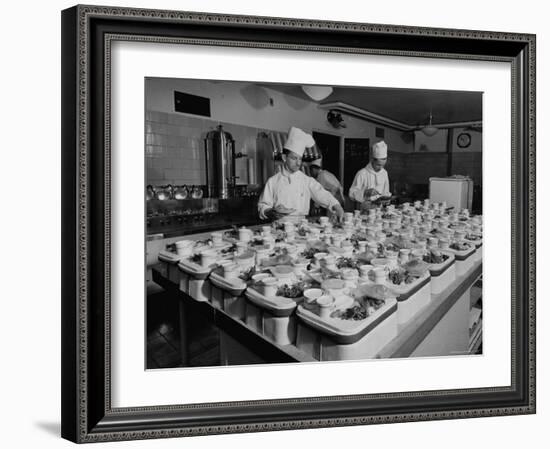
[312,131,341,181]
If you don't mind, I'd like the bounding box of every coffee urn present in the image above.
[204,125,236,199]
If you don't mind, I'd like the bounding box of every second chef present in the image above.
[257,126,344,222]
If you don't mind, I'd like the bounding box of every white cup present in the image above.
[359,264,373,280]
[373,267,387,284]
[211,232,223,245]
[238,227,252,242]
[304,288,323,310]
[223,263,239,279]
[261,277,278,297]
[201,250,217,268]
[316,295,334,319]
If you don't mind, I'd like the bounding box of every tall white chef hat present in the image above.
[310,158,323,168]
[372,141,388,159]
[284,126,315,157]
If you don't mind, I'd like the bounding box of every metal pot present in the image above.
[146,185,156,201]
[155,184,173,200]
[191,185,203,199]
[173,185,188,200]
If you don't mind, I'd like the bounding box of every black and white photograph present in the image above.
[146,78,484,369]
[54,2,538,445]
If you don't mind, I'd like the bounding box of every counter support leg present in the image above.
[178,299,189,366]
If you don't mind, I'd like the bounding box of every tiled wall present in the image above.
[145,111,269,187]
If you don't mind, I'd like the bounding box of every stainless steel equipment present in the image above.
[205,125,238,199]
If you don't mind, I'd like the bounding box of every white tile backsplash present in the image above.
[146,112,270,187]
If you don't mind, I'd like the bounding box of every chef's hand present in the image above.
[330,203,344,222]
[265,205,295,220]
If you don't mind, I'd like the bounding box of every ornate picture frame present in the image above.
[61,4,535,443]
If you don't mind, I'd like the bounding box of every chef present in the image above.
[309,158,345,206]
[258,127,344,222]
[348,140,391,207]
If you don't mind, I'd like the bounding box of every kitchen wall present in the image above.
[145,78,482,189]
[388,127,482,187]
[145,78,415,187]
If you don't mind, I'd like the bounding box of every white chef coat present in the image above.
[348,162,391,203]
[258,166,339,220]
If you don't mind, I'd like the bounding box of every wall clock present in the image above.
[457,132,472,148]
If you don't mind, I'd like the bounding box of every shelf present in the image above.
[469,310,482,353]
[470,283,482,308]
[469,319,482,354]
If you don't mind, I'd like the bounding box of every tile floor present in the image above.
[147,290,221,369]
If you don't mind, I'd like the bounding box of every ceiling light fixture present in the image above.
[301,85,333,101]
[421,110,439,136]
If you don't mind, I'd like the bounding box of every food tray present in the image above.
[446,245,476,277]
[244,287,302,345]
[464,237,483,262]
[157,250,185,264]
[158,250,185,283]
[295,298,398,361]
[386,272,431,325]
[209,268,248,297]
[177,258,216,280]
[188,278,211,302]
[209,267,248,313]
[245,287,301,317]
[426,251,456,295]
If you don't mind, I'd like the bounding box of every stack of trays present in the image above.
[158,250,185,284]
[388,272,431,325]
[295,298,398,361]
[177,258,216,302]
[464,235,483,263]
[244,287,302,346]
[447,244,476,277]
[209,268,248,320]
[426,251,456,295]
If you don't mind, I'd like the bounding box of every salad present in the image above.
[336,257,359,269]
[388,268,417,285]
[276,280,319,298]
[238,266,256,282]
[276,283,304,298]
[465,233,482,241]
[189,253,202,264]
[422,250,449,264]
[223,227,239,240]
[450,241,472,251]
[300,248,318,259]
[331,297,385,321]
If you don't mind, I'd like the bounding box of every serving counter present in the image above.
[152,252,481,365]
[149,203,483,365]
